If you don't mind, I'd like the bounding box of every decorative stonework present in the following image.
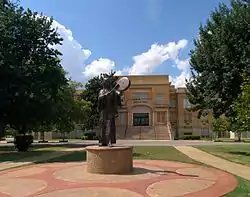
[0,160,237,197]
[86,145,133,174]
[35,188,143,197]
[0,178,47,197]
[53,163,162,183]
[146,179,215,197]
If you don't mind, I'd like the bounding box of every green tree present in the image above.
[33,122,54,142]
[54,82,92,141]
[231,71,250,141]
[212,117,228,139]
[81,71,118,130]
[186,0,250,118]
[0,0,67,136]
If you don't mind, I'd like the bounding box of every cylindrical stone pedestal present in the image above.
[86,145,133,174]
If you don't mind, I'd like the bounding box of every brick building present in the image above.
[114,75,212,140]
[34,75,212,140]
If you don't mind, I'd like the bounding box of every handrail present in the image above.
[167,121,172,140]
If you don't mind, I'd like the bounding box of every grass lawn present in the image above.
[133,146,199,164]
[0,146,67,162]
[194,145,250,166]
[42,146,199,164]
[225,177,250,197]
[214,138,250,143]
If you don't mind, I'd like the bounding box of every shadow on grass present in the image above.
[0,142,97,151]
[0,144,94,163]
[0,150,86,163]
[36,151,86,164]
[132,152,144,157]
[229,151,250,156]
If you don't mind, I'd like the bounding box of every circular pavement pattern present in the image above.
[53,163,163,183]
[0,160,237,197]
[35,188,143,197]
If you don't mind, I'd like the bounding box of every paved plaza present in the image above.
[0,160,237,197]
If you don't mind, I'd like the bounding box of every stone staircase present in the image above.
[116,125,171,140]
[155,125,171,140]
[116,126,156,140]
[140,127,156,140]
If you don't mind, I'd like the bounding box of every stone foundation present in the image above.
[86,145,133,174]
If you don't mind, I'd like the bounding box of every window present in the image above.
[170,111,176,121]
[157,112,166,123]
[184,112,192,123]
[157,112,161,122]
[184,132,192,135]
[132,92,149,100]
[133,113,149,126]
[169,100,176,107]
[183,99,192,109]
[155,94,164,104]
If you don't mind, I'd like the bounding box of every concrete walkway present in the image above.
[0,147,85,171]
[175,146,250,180]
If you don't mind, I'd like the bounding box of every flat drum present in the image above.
[117,77,131,91]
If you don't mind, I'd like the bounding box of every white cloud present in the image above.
[125,39,190,87]
[83,58,116,78]
[169,58,190,87]
[128,39,188,75]
[51,20,91,82]
[50,19,190,87]
[82,38,191,87]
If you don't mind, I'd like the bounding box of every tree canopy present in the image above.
[0,0,67,136]
[231,71,250,135]
[46,80,92,138]
[212,117,228,138]
[186,0,250,118]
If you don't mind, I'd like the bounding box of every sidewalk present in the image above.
[0,147,85,171]
[175,146,250,180]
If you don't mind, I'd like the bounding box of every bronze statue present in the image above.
[97,77,130,146]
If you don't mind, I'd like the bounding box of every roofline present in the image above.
[117,74,169,77]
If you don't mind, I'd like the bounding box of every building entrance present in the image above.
[133,113,149,126]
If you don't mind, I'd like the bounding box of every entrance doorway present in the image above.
[133,113,149,126]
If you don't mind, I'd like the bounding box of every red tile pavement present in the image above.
[0,160,237,197]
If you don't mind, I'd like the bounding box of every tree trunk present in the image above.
[41,131,45,141]
[20,125,26,135]
[62,132,65,142]
[213,132,218,140]
[0,122,5,139]
[237,132,242,142]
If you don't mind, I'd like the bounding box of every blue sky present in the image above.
[20,0,229,87]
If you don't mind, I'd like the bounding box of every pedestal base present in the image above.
[86,145,133,174]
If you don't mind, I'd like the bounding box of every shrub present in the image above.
[81,132,98,140]
[14,134,33,152]
[93,135,99,140]
[83,132,96,140]
[179,136,201,140]
[38,140,48,143]
[81,135,88,140]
